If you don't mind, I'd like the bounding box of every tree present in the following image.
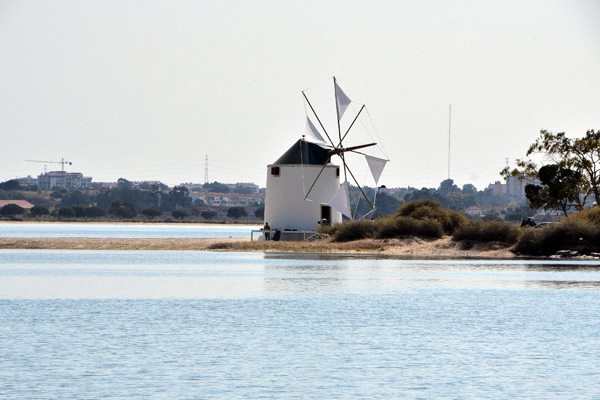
[200,210,217,220]
[109,201,137,218]
[71,205,86,217]
[142,208,162,218]
[0,179,21,191]
[30,206,50,217]
[57,207,76,218]
[524,164,584,216]
[171,209,188,219]
[502,130,600,208]
[203,181,230,193]
[227,206,247,219]
[84,206,106,218]
[0,204,25,216]
[60,191,91,207]
[254,206,265,219]
[462,184,477,194]
[438,179,459,195]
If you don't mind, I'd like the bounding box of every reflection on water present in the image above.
[264,264,348,294]
[1,250,599,299]
[0,222,255,238]
[1,250,600,398]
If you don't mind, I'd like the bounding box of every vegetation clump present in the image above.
[395,200,467,234]
[331,200,463,242]
[375,216,443,239]
[332,220,377,242]
[452,220,520,244]
[514,219,600,256]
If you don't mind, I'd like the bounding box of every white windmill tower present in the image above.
[263,77,389,237]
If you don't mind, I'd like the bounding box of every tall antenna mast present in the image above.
[204,155,209,184]
[447,103,452,180]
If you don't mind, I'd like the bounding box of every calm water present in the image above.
[0,222,257,238]
[1,250,600,398]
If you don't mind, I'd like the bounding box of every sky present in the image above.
[1,0,600,190]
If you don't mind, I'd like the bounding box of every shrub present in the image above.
[333,220,377,242]
[396,200,467,234]
[514,220,600,256]
[0,204,25,216]
[71,205,86,218]
[200,210,217,220]
[57,207,75,218]
[142,208,162,218]
[569,207,600,227]
[171,209,188,219]
[84,206,106,218]
[375,216,443,239]
[227,206,247,219]
[30,206,49,217]
[317,223,337,236]
[109,201,137,218]
[452,220,520,244]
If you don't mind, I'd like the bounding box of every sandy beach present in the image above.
[0,236,516,259]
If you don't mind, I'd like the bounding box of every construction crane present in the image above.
[25,158,72,173]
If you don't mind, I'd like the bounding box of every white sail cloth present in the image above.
[335,81,351,120]
[328,181,352,218]
[305,117,327,144]
[365,155,388,185]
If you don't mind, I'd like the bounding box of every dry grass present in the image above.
[0,236,515,259]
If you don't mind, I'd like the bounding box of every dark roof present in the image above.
[274,139,331,165]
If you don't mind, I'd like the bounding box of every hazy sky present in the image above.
[2,0,600,190]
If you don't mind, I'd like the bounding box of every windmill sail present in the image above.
[335,82,351,120]
[365,155,388,184]
[305,117,327,144]
[328,181,352,218]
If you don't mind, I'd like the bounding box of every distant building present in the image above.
[229,182,260,194]
[506,175,539,201]
[16,176,38,187]
[194,192,263,207]
[487,175,539,201]
[487,181,506,195]
[37,171,92,191]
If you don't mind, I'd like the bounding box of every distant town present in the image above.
[0,166,564,222]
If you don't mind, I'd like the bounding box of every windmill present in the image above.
[263,77,388,233]
[301,77,389,220]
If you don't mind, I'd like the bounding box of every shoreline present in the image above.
[0,236,518,259]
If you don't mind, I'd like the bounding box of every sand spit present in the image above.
[0,236,516,259]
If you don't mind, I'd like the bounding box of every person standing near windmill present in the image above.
[263,222,271,240]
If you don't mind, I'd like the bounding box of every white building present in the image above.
[264,139,342,231]
[37,171,92,190]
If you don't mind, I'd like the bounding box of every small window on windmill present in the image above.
[271,166,280,177]
[336,167,340,177]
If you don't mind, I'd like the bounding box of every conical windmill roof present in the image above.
[274,139,331,165]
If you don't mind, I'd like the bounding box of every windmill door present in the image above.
[320,205,331,226]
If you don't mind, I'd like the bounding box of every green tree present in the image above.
[171,209,188,219]
[0,204,25,216]
[60,191,91,207]
[71,205,86,217]
[505,129,600,206]
[200,210,217,220]
[57,207,76,218]
[524,164,583,217]
[142,208,162,218]
[109,201,137,218]
[0,179,21,191]
[30,206,50,217]
[203,181,230,193]
[227,206,247,219]
[84,206,106,218]
[254,206,265,219]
